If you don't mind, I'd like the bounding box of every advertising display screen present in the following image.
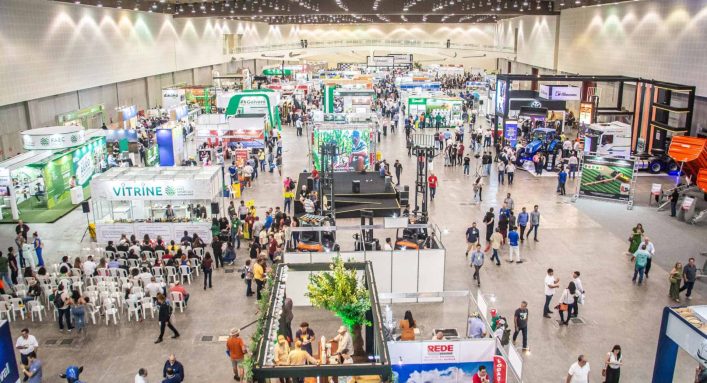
[388,340,496,383]
[495,80,507,116]
[504,120,518,147]
[579,155,635,201]
[312,128,372,172]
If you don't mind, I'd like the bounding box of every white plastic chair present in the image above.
[126,299,141,322]
[191,258,201,277]
[141,250,153,259]
[154,250,165,260]
[179,265,192,285]
[27,300,45,322]
[152,267,164,278]
[164,266,178,284]
[141,297,155,319]
[103,300,120,325]
[9,298,26,320]
[0,301,12,322]
[193,247,205,258]
[169,291,185,313]
[87,303,101,325]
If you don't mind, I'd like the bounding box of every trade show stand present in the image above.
[90,166,222,243]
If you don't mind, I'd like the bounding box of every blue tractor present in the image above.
[517,128,561,165]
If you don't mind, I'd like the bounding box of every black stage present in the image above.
[295,171,401,218]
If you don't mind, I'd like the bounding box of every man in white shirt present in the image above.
[329,326,354,355]
[243,164,254,187]
[383,238,393,251]
[566,354,590,383]
[571,271,584,318]
[302,197,315,214]
[15,328,39,372]
[82,256,97,277]
[134,368,148,383]
[543,268,560,318]
[643,237,655,279]
[145,277,164,298]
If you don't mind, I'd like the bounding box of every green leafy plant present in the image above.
[243,268,276,382]
[306,256,372,332]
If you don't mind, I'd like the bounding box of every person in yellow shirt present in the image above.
[274,335,290,366]
[288,340,319,366]
[253,258,266,299]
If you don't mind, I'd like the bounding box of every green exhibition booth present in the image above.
[224,89,282,133]
[0,126,106,223]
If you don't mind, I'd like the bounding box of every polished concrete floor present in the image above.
[2,115,705,383]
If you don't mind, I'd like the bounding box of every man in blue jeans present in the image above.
[527,205,541,242]
[632,243,650,285]
[543,268,559,318]
[517,207,529,241]
[679,257,697,300]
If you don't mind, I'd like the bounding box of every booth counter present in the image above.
[90,166,222,243]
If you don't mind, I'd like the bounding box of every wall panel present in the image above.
[0,103,28,159]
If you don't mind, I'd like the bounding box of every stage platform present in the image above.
[295,171,402,218]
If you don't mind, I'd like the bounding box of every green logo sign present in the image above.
[40,137,49,146]
[70,135,78,143]
[165,186,176,196]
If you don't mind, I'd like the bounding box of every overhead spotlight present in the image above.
[74,0,80,3]
[152,2,158,9]
[96,0,103,7]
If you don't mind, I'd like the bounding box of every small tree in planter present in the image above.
[306,256,371,356]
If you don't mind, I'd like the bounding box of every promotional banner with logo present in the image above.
[388,340,495,383]
[0,321,20,383]
[162,89,186,110]
[504,120,518,148]
[22,128,86,150]
[539,85,581,101]
[97,180,214,201]
[495,80,507,116]
[579,155,635,201]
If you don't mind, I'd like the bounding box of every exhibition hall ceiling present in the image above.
[51,0,635,23]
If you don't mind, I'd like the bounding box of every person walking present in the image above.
[643,237,655,278]
[54,285,73,332]
[393,160,403,186]
[497,161,506,185]
[254,258,266,300]
[155,293,180,343]
[507,226,521,263]
[470,244,484,287]
[527,205,541,242]
[558,282,578,325]
[669,188,680,217]
[506,162,515,185]
[568,153,578,179]
[571,271,584,318]
[558,167,568,195]
[427,173,438,201]
[489,228,503,266]
[15,328,39,381]
[603,345,623,383]
[21,352,41,383]
[669,262,683,303]
[483,208,495,242]
[517,207,529,241]
[202,253,213,290]
[679,257,697,300]
[463,154,471,175]
[632,244,650,285]
[543,268,560,318]
[0,252,11,288]
[162,354,184,382]
[465,222,480,257]
[512,301,529,351]
[627,223,644,255]
[566,355,591,383]
[226,328,247,381]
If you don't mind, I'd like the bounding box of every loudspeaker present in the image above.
[307,177,314,192]
[210,202,219,214]
[81,201,90,213]
[352,180,361,193]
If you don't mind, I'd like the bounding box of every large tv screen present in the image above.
[312,128,372,172]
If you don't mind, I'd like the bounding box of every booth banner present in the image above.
[0,321,20,383]
[312,128,371,172]
[121,106,138,121]
[579,156,635,201]
[173,223,213,243]
[0,168,12,198]
[493,356,507,383]
[135,223,173,242]
[388,340,495,383]
[539,85,581,101]
[235,149,249,168]
[495,80,507,116]
[22,129,86,150]
[226,117,266,142]
[145,145,159,167]
[504,120,518,148]
[579,102,594,125]
[106,129,138,143]
[162,89,186,110]
[97,179,213,201]
[666,310,707,367]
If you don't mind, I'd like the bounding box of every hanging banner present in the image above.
[162,89,186,110]
[504,120,518,148]
[388,340,495,382]
[235,149,249,168]
[493,356,507,383]
[0,321,21,383]
[579,155,635,201]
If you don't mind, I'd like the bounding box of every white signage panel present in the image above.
[95,223,136,244]
[162,89,185,110]
[666,311,707,367]
[22,129,86,150]
[539,85,550,100]
[550,86,581,101]
[98,180,213,201]
[368,56,395,67]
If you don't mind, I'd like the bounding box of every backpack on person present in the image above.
[54,293,65,309]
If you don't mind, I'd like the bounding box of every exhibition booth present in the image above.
[224,89,281,132]
[406,96,464,127]
[194,113,269,150]
[0,126,106,223]
[90,166,222,243]
[56,104,106,129]
[652,305,707,383]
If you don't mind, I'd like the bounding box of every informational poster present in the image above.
[235,149,249,168]
[579,102,594,125]
[388,340,495,383]
[579,155,635,201]
[504,120,518,147]
[312,128,372,172]
[0,321,20,383]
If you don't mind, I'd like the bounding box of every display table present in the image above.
[95,221,212,244]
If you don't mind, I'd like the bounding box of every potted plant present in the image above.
[306,256,371,356]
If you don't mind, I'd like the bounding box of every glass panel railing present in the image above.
[230,39,511,55]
